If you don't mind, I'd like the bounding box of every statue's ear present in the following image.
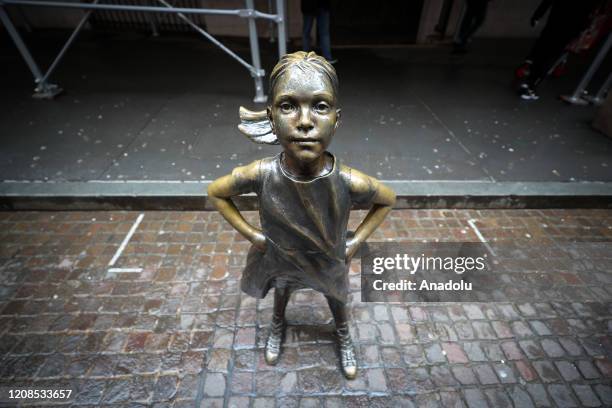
[335,108,342,130]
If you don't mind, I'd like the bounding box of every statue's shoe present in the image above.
[264,319,285,365]
[336,324,358,379]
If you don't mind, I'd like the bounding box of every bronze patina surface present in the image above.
[208,51,396,378]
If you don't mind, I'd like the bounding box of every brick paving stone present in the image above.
[463,342,487,362]
[511,321,534,338]
[501,341,524,361]
[405,367,434,393]
[442,342,469,363]
[472,322,497,340]
[484,388,513,408]
[430,365,458,387]
[463,305,485,320]
[454,321,476,340]
[425,343,446,364]
[572,384,602,407]
[482,343,505,362]
[0,209,611,406]
[558,337,584,357]
[508,386,535,408]
[230,371,253,394]
[365,368,387,392]
[463,388,489,408]
[519,340,546,359]
[533,361,562,383]
[493,363,516,384]
[525,383,552,407]
[518,303,538,318]
[515,360,538,382]
[541,338,566,358]
[473,364,499,385]
[492,321,513,339]
[390,305,410,322]
[530,320,552,336]
[452,366,478,385]
[576,359,601,379]
[548,384,579,407]
[381,347,403,366]
[440,390,465,408]
[176,374,199,400]
[593,385,612,406]
[593,358,612,377]
[387,367,412,392]
[409,306,429,322]
[153,375,178,402]
[204,373,226,397]
[555,361,581,382]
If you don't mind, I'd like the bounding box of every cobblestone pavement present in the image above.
[0,210,610,407]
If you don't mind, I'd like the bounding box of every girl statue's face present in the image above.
[268,66,340,164]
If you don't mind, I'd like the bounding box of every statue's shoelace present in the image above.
[266,320,284,354]
[336,326,357,366]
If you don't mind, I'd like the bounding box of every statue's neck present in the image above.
[281,152,332,180]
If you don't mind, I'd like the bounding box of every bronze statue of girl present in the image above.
[208,51,396,379]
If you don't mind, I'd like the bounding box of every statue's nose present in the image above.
[297,107,314,132]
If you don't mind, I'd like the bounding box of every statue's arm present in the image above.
[207,160,266,251]
[343,166,396,259]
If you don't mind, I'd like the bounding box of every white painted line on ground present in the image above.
[467,218,497,257]
[108,213,145,267]
[108,267,143,273]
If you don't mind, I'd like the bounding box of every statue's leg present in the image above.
[326,296,357,379]
[265,284,291,365]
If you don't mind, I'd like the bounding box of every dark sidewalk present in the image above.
[0,209,611,406]
[1,32,611,208]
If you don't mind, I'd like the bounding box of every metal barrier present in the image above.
[0,0,287,102]
[560,33,611,106]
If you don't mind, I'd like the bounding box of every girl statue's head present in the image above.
[238,52,340,163]
[269,51,338,102]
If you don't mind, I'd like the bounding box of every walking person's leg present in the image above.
[316,8,334,62]
[303,14,315,51]
[455,0,476,47]
[464,0,489,41]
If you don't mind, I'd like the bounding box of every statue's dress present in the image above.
[240,152,376,303]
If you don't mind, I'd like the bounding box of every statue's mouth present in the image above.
[289,137,321,145]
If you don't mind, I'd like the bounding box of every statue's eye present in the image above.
[279,102,293,113]
[315,102,330,113]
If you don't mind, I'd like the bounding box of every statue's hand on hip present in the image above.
[345,237,361,262]
[251,230,267,252]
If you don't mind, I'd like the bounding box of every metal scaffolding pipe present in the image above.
[561,33,612,105]
[0,0,287,101]
[245,0,266,103]
[0,6,44,81]
[155,0,256,75]
[0,0,278,20]
[275,0,286,57]
[39,0,99,85]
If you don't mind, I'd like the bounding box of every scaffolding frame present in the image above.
[0,0,287,102]
[560,33,612,106]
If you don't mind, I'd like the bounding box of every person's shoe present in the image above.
[335,323,357,379]
[520,86,539,101]
[264,318,285,365]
